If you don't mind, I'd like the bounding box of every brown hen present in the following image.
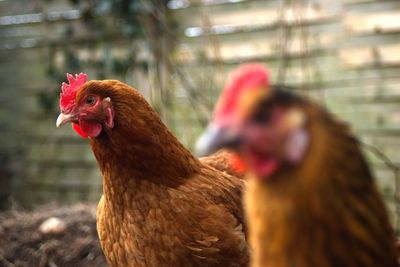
[56,74,249,267]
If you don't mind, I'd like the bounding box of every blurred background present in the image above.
[0,0,399,265]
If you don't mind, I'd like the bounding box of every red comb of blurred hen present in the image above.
[60,73,88,112]
[214,63,270,127]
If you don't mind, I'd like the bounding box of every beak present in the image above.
[195,124,242,157]
[56,113,76,128]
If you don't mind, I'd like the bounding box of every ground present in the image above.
[0,204,107,267]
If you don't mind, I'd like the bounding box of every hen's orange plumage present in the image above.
[57,79,249,267]
[197,64,398,267]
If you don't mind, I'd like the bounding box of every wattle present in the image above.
[246,150,280,179]
[250,157,279,179]
[72,123,88,138]
[73,121,102,138]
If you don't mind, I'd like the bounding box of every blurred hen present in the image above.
[197,63,398,267]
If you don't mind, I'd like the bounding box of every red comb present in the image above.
[60,73,88,112]
[214,63,270,126]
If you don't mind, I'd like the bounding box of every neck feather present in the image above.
[89,89,200,188]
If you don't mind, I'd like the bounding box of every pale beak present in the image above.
[195,124,242,157]
[56,113,75,128]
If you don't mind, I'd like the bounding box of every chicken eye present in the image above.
[86,96,96,106]
[252,108,272,124]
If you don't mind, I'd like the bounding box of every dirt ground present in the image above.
[0,204,107,267]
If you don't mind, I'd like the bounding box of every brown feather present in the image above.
[76,80,249,267]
